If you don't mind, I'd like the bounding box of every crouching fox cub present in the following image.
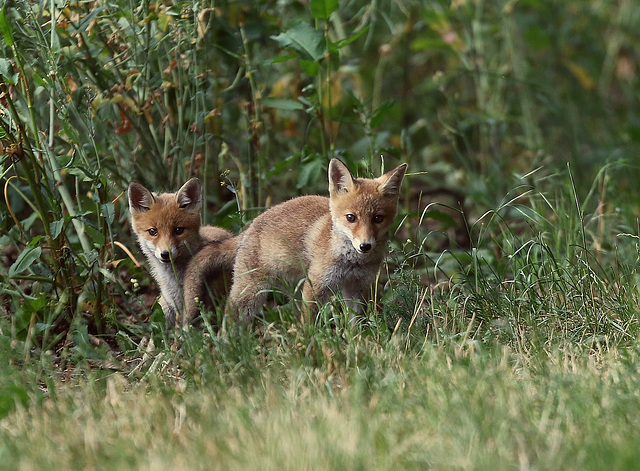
[128,178,234,329]
[227,158,407,323]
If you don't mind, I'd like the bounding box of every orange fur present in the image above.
[128,178,234,329]
[227,159,407,323]
[182,235,240,325]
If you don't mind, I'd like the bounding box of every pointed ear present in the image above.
[176,178,202,211]
[128,182,155,213]
[328,159,355,194]
[378,163,407,196]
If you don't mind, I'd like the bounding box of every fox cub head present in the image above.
[128,178,202,264]
[328,159,407,254]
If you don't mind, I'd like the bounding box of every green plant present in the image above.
[1,1,640,466]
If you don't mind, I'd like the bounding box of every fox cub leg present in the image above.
[301,277,370,324]
[299,268,333,324]
[226,261,270,324]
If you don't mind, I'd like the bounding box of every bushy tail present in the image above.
[183,233,241,326]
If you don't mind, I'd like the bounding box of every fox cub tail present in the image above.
[182,234,241,326]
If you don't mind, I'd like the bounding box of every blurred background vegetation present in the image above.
[1,0,639,357]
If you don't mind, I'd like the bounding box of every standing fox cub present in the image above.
[128,178,236,329]
[227,158,407,323]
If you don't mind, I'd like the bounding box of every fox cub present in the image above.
[128,178,234,329]
[227,158,407,323]
[182,231,240,326]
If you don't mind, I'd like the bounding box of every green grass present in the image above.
[1,0,640,468]
[3,330,640,470]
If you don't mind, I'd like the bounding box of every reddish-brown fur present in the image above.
[128,178,234,329]
[130,194,203,261]
[226,159,407,323]
[182,234,240,325]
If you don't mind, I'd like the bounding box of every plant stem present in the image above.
[240,23,261,207]
[46,1,93,255]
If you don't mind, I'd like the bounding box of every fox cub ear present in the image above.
[176,178,202,211]
[128,182,155,213]
[328,159,355,194]
[378,163,407,196]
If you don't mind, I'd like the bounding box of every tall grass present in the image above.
[1,0,637,353]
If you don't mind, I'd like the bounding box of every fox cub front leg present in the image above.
[298,265,333,324]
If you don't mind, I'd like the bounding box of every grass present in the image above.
[1,0,640,469]
[4,332,640,470]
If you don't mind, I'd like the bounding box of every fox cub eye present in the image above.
[147,228,158,237]
[345,214,357,223]
[373,215,384,223]
[174,227,184,235]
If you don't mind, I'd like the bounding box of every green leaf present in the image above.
[370,101,396,129]
[300,59,320,77]
[73,7,105,34]
[66,166,96,182]
[410,37,450,52]
[297,157,324,189]
[261,97,304,111]
[100,202,115,225]
[24,294,48,314]
[0,8,14,47]
[272,21,325,62]
[31,73,47,87]
[9,245,42,278]
[157,10,171,32]
[85,225,106,247]
[266,153,299,178]
[49,219,65,240]
[310,0,338,20]
[329,26,369,52]
[0,58,17,85]
[271,53,298,64]
[22,214,40,233]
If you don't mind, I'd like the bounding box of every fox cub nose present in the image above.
[359,243,372,253]
[160,250,171,262]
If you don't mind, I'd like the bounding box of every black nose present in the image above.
[160,251,170,262]
[359,243,372,253]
